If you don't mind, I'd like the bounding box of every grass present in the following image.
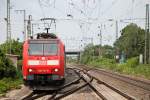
[86,57,150,79]
[0,78,22,96]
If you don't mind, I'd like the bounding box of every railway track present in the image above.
[22,67,135,100]
[76,64,150,91]
[93,68,150,91]
[72,64,150,100]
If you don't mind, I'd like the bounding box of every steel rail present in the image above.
[68,67,135,100]
[46,68,83,100]
[22,67,136,100]
[79,64,150,91]
[77,64,150,91]
[81,73,107,100]
[47,92,57,100]
[52,74,93,100]
[22,92,35,100]
[89,74,135,100]
[72,66,135,100]
[65,68,107,100]
[22,92,48,100]
[22,68,82,100]
[93,69,150,91]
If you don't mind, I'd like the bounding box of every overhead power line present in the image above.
[38,0,46,18]
[101,0,119,16]
[15,10,26,40]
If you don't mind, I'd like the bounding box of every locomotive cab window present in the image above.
[44,43,58,55]
[29,43,43,55]
[29,42,58,56]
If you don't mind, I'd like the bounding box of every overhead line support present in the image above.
[6,0,11,54]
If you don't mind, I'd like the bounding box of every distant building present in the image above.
[6,54,19,68]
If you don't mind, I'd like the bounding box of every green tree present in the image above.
[81,44,114,64]
[102,45,114,59]
[0,40,23,59]
[114,23,145,58]
[81,44,94,64]
[0,49,17,79]
[0,40,23,79]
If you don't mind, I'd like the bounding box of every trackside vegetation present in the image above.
[86,57,150,79]
[0,78,22,96]
[80,23,150,79]
[0,40,23,95]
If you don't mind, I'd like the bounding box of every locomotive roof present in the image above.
[28,39,59,43]
[37,33,58,39]
[25,33,63,44]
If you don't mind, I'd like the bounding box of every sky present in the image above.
[0,0,150,51]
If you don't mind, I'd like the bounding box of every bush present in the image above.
[0,78,22,94]
[0,49,17,79]
[16,60,23,79]
[0,40,23,59]
[126,57,139,68]
[134,64,150,78]
[87,57,116,70]
[17,60,22,69]
[85,56,150,79]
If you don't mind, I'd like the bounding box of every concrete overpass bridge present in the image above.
[65,50,81,62]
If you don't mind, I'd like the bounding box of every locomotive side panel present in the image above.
[59,41,65,79]
[22,41,29,80]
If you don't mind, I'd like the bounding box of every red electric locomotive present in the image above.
[22,33,65,89]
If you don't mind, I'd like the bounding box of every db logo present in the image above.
[39,60,47,65]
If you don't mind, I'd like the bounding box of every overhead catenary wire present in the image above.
[38,0,47,25]
[34,0,146,48]
[68,1,87,18]
[68,0,101,47]
[67,0,100,19]
[38,0,46,17]
[119,0,145,20]
[38,0,57,33]
[38,0,55,8]
[101,0,119,17]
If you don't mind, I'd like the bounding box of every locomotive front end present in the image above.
[22,38,65,86]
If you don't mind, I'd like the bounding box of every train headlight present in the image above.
[54,68,58,72]
[28,69,33,72]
